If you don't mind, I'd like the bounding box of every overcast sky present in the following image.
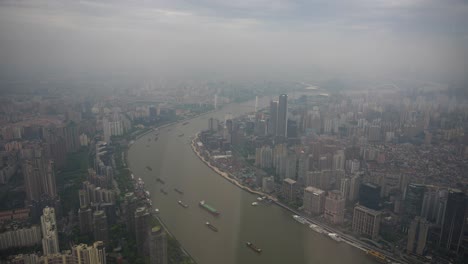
[0,0,467,83]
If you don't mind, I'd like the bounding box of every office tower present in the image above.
[268,101,278,136]
[349,174,361,202]
[287,120,298,138]
[277,94,288,138]
[72,241,107,264]
[332,150,345,171]
[340,178,350,202]
[124,192,138,236]
[281,178,297,202]
[135,207,151,256]
[324,190,345,224]
[79,189,90,208]
[297,152,310,184]
[303,186,325,215]
[41,207,59,255]
[439,189,466,254]
[405,183,426,217]
[79,207,93,235]
[407,217,430,255]
[359,183,381,210]
[93,210,109,244]
[149,226,168,264]
[352,205,382,240]
[208,117,219,132]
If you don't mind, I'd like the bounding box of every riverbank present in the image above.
[190,133,407,264]
[190,133,277,201]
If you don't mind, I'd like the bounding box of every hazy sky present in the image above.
[0,0,467,83]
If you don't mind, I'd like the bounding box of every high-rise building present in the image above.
[404,183,426,218]
[324,190,345,224]
[79,189,90,208]
[41,207,59,255]
[407,216,430,255]
[281,178,297,202]
[438,189,466,254]
[303,186,325,215]
[262,176,275,193]
[93,210,109,244]
[268,101,278,136]
[149,226,168,264]
[359,183,381,210]
[124,192,138,236]
[72,241,107,264]
[348,174,361,202]
[340,178,350,202]
[79,207,93,235]
[135,207,151,256]
[277,94,288,138]
[21,145,57,202]
[352,205,382,240]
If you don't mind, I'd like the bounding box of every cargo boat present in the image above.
[160,189,168,195]
[199,200,220,216]
[205,222,218,232]
[178,134,184,137]
[174,188,184,194]
[366,250,386,263]
[156,178,165,184]
[246,242,262,254]
[182,122,189,125]
[292,215,308,224]
[146,166,152,171]
[309,224,326,234]
[327,233,341,242]
[178,200,189,208]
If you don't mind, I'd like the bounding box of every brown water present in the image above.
[127,100,376,264]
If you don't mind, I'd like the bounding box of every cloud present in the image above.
[0,0,466,83]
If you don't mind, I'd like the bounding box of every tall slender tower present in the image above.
[255,96,258,112]
[214,94,218,109]
[268,101,278,136]
[277,94,288,137]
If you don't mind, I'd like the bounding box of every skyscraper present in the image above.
[135,207,151,256]
[149,226,168,264]
[277,94,288,137]
[303,186,325,215]
[359,183,381,210]
[352,205,382,240]
[324,190,345,224]
[72,241,107,264]
[439,189,466,254]
[268,100,278,136]
[407,216,430,255]
[41,207,59,255]
[79,206,93,235]
[405,183,426,217]
[93,210,109,244]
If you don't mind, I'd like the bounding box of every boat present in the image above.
[366,250,386,263]
[146,166,152,171]
[154,208,160,214]
[178,200,189,208]
[292,215,308,225]
[182,122,189,125]
[160,188,168,195]
[251,202,258,206]
[205,222,218,232]
[257,197,263,201]
[309,224,326,234]
[145,191,151,198]
[178,134,184,137]
[156,178,165,184]
[199,200,220,216]
[174,188,184,194]
[246,242,262,254]
[327,233,341,242]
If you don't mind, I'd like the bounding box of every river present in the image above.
[127,99,377,264]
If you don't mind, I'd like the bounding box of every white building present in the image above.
[303,186,325,215]
[41,207,59,255]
